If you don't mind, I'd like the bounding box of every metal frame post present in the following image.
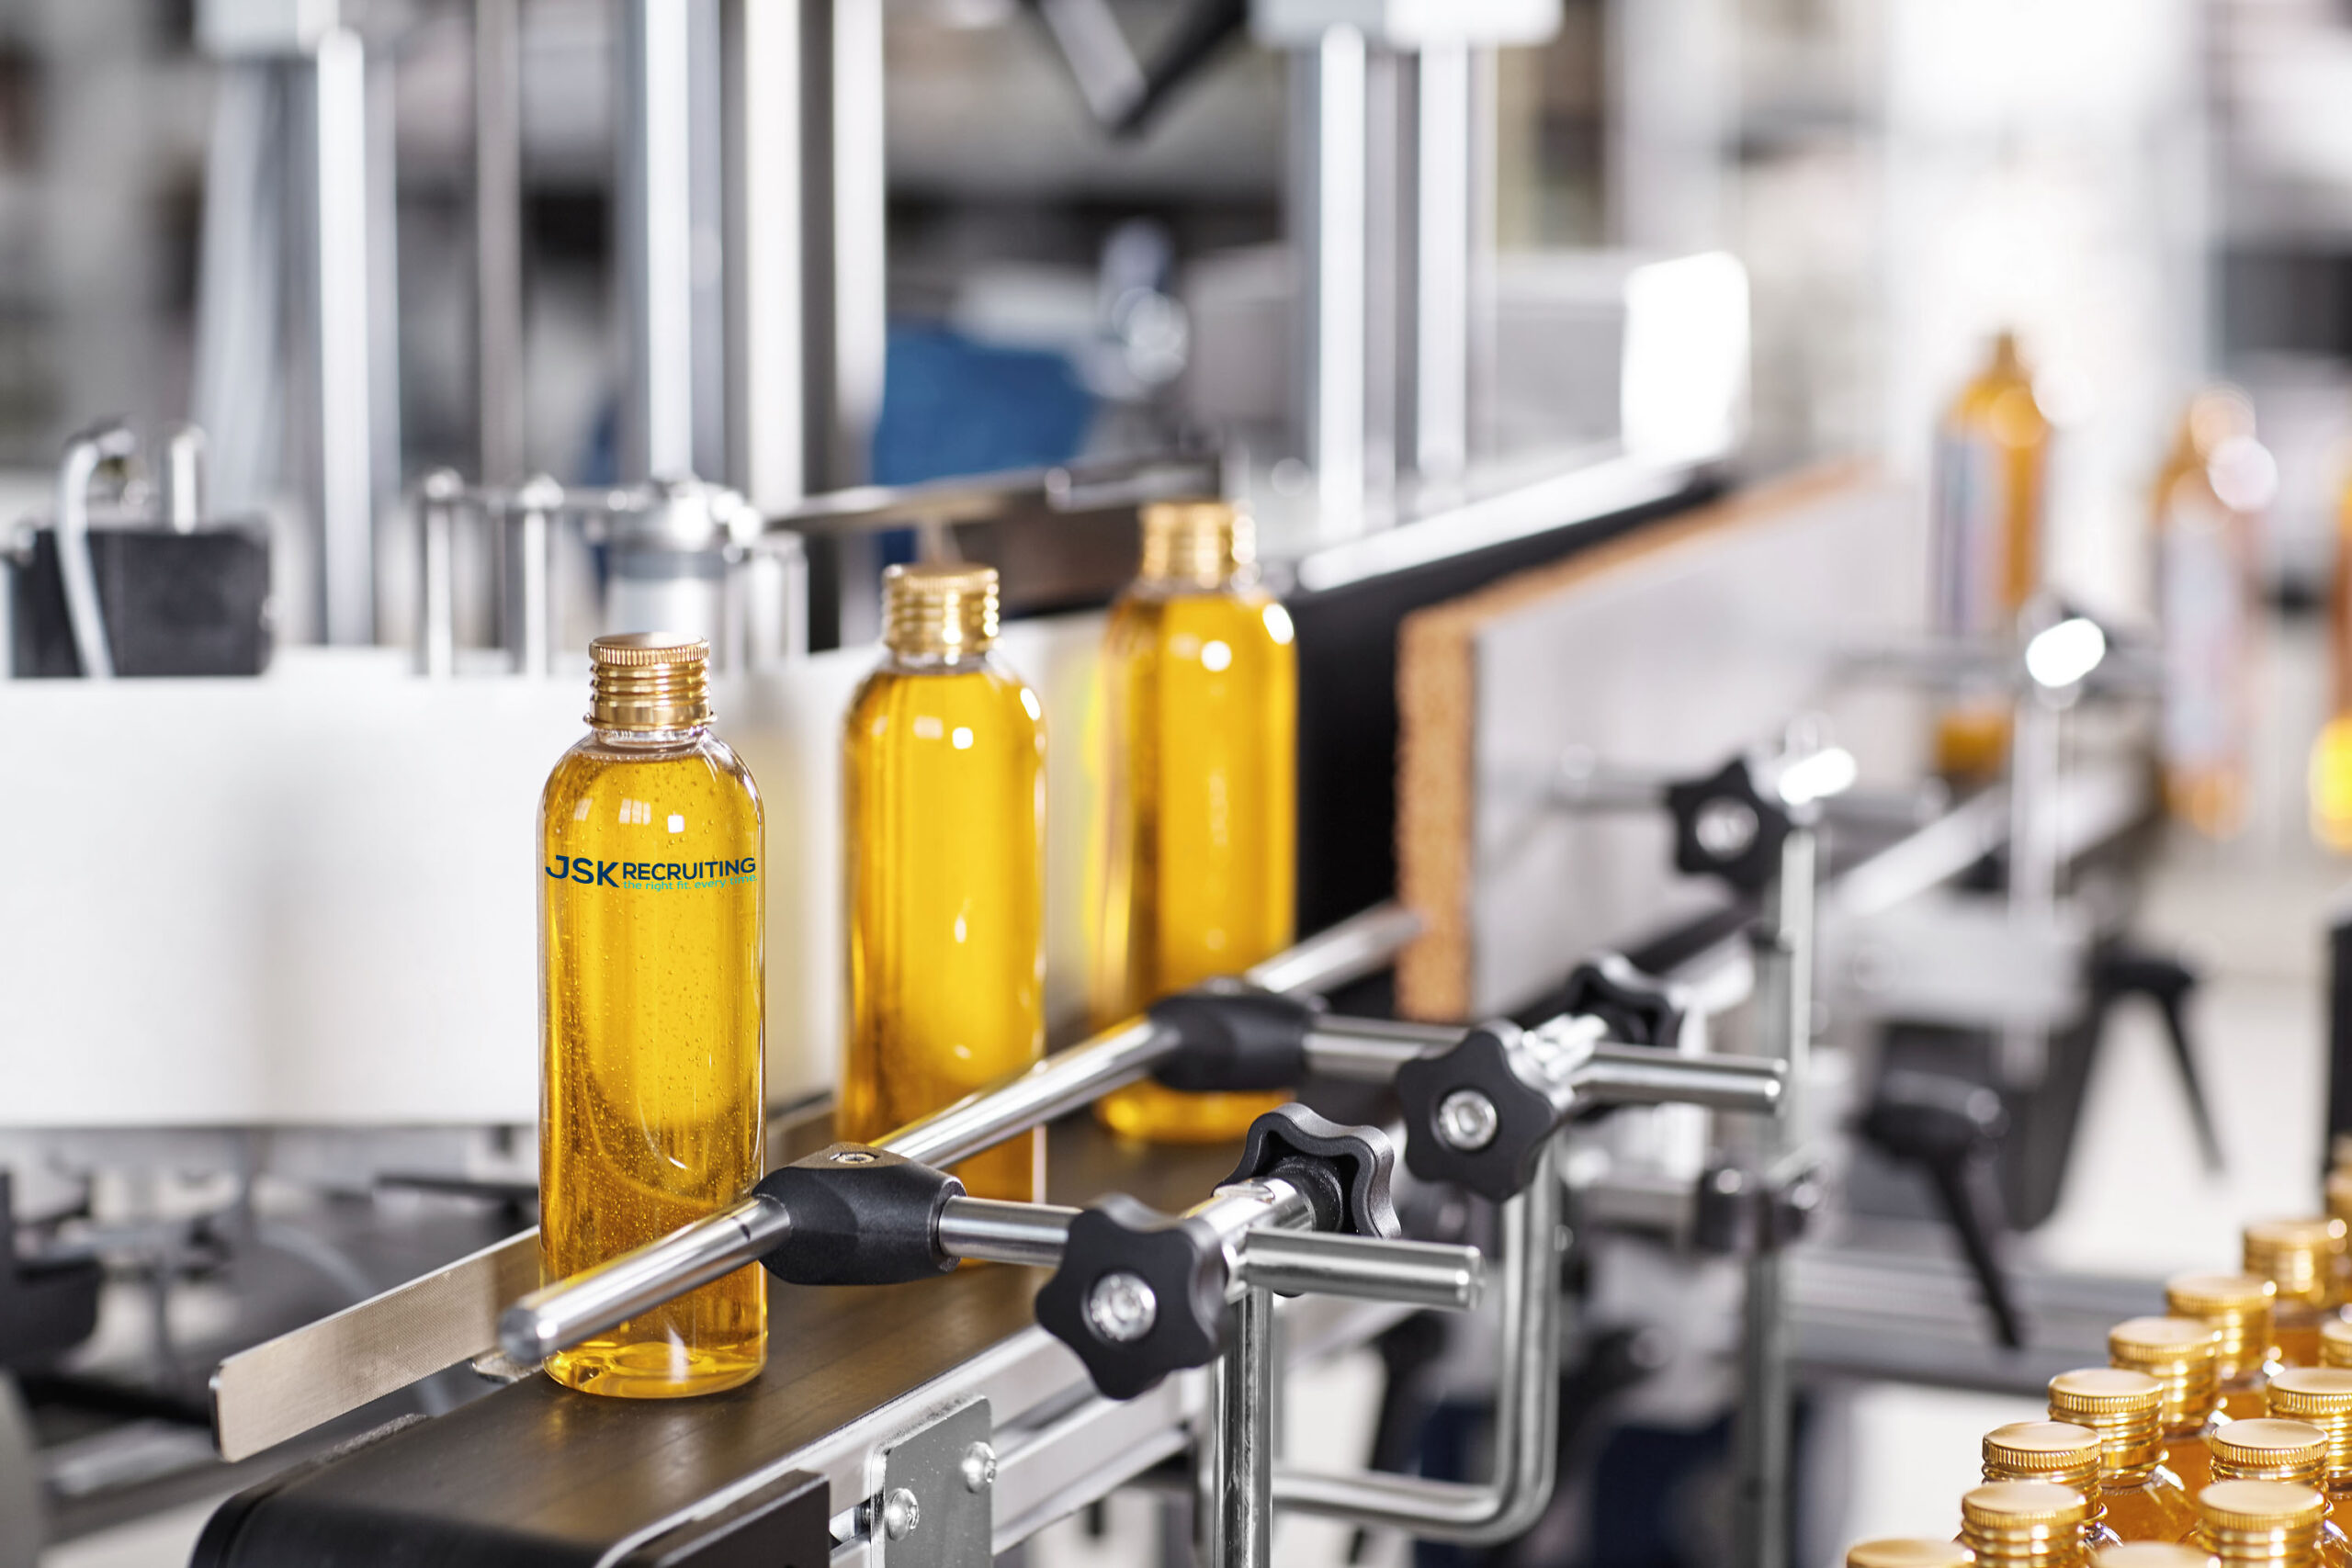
[617,0,697,480]
[311,27,375,644]
[1733,823,1814,1568]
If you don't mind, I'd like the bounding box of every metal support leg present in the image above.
[1734,825,1813,1568]
[311,28,375,645]
[617,0,697,480]
[1203,1285,1277,1568]
[474,0,525,487]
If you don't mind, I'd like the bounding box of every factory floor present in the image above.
[1835,614,2349,1555]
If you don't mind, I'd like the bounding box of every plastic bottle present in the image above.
[2154,388,2267,838]
[840,563,1046,1202]
[539,633,765,1397]
[1093,501,1297,1144]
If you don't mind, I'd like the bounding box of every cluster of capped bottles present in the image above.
[534,500,1297,1397]
[1846,1170,2352,1566]
[1929,334,2273,840]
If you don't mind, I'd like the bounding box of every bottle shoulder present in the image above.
[847,656,1044,739]
[542,730,762,817]
[1108,584,1293,652]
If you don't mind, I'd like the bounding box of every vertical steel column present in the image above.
[723,0,806,511]
[2003,688,2062,1084]
[1203,1285,1278,1568]
[1413,42,1470,491]
[617,0,696,480]
[1734,825,1813,1568]
[313,28,375,644]
[1296,26,1367,536]
[192,63,286,526]
[474,0,525,486]
[830,0,888,488]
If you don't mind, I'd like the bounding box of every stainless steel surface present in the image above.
[1240,901,1422,997]
[1435,1089,1499,1150]
[473,0,524,487]
[1732,826,1815,1568]
[311,26,374,646]
[1574,1047,1785,1114]
[1308,27,1367,530]
[1300,1016,1461,1082]
[829,0,887,487]
[52,423,132,679]
[165,425,206,533]
[886,1020,1177,1173]
[1272,1139,1562,1540]
[1413,42,1472,488]
[722,0,807,510]
[508,474,560,678]
[416,469,461,678]
[935,1199,1078,1269]
[616,0,697,480]
[758,452,1222,537]
[1206,1286,1277,1568]
[498,1193,789,1366]
[210,1226,540,1463]
[1234,1230,1483,1311]
[874,1399,993,1568]
[1086,1273,1159,1343]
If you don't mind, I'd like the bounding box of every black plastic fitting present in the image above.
[1222,1104,1400,1239]
[753,1145,962,1287]
[1032,1194,1229,1399]
[1554,953,1684,1050]
[1394,1021,1560,1203]
[1664,757,1792,894]
[1147,980,1320,1093]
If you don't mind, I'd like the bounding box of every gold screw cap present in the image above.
[2210,1419,2328,1485]
[881,562,1000,660]
[2110,1315,2222,1433]
[2050,1367,2165,1478]
[588,632,713,730]
[2168,1273,2279,1380]
[2320,1318,2352,1370]
[1138,500,1253,589]
[1984,1420,2104,1483]
[2243,1219,2345,1309]
[2264,1368,2352,1481]
[1846,1541,1973,1568]
[1962,1480,2089,1564]
[2196,1479,2326,1561]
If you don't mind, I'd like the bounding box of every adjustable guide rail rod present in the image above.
[506,902,1420,1363]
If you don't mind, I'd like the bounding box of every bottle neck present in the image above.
[591,723,710,749]
[879,648,996,676]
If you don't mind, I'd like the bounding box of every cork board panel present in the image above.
[1396,464,1924,1021]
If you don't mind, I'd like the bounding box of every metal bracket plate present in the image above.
[873,1399,994,1568]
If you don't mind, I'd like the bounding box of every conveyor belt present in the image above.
[193,1120,1254,1567]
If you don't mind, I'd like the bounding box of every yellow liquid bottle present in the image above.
[2247,1221,2346,1368]
[2113,1316,2229,1492]
[2172,1273,2284,1420]
[1961,1481,2091,1568]
[840,563,1046,1202]
[2154,388,2265,838]
[2314,476,2352,852]
[2209,1420,2352,1566]
[539,633,766,1398]
[1093,502,1298,1145]
[2267,1369,2352,1541]
[1932,331,2052,780]
[2198,1479,2329,1566]
[2052,1367,2199,1541]
[1985,1419,2124,1551]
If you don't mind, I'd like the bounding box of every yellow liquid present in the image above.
[1931,338,2050,781]
[1093,586,1297,1144]
[2101,1472,2198,1543]
[539,728,766,1397]
[841,655,1046,1201]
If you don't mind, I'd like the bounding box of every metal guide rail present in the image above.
[198,901,1787,1568]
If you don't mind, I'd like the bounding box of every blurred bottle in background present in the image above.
[1932,332,2052,781]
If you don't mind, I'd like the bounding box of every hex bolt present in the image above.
[959,1440,997,1493]
[880,1487,920,1540]
[1084,1271,1159,1344]
[1693,797,1760,860]
[1435,1089,1500,1152]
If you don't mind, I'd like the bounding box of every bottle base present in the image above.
[544,1336,767,1399]
[1096,1081,1291,1145]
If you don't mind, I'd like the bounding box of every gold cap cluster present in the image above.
[588,633,713,730]
[2243,1219,2345,1310]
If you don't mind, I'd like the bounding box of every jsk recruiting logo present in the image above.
[546,855,758,889]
